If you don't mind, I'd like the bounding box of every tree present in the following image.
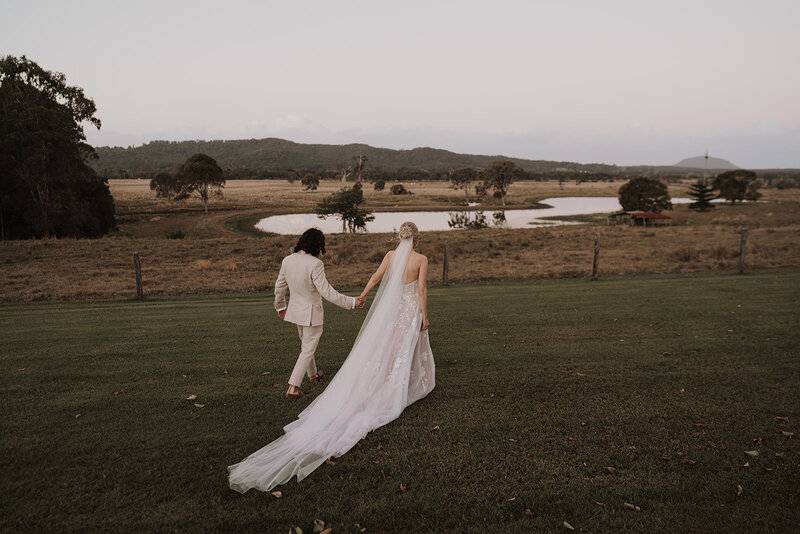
[449,167,478,204]
[149,153,224,213]
[687,179,717,211]
[316,186,375,233]
[478,161,524,207]
[712,170,757,204]
[373,179,385,191]
[618,177,672,212]
[301,173,319,191]
[0,55,115,238]
[745,179,762,202]
[352,154,368,183]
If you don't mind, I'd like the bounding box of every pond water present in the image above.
[255,196,695,235]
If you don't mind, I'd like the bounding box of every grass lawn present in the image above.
[1,270,799,532]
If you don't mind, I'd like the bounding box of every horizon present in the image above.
[3,0,799,168]
[97,135,785,170]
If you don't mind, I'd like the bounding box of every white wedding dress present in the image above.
[228,238,435,493]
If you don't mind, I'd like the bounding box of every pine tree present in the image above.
[688,179,716,211]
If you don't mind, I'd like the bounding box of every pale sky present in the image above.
[3,0,799,167]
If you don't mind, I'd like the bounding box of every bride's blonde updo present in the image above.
[398,221,419,242]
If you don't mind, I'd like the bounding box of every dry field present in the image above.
[2,178,799,302]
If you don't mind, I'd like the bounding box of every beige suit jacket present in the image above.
[274,251,353,326]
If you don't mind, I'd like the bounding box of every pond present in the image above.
[255,197,695,235]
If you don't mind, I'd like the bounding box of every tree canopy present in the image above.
[149,153,225,213]
[0,55,115,238]
[687,179,717,211]
[449,167,478,204]
[316,185,375,233]
[478,161,524,206]
[713,170,758,203]
[618,177,672,213]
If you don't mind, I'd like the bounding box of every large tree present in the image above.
[149,153,225,213]
[316,185,374,233]
[712,170,758,203]
[478,161,524,207]
[0,55,115,238]
[618,177,672,213]
[687,178,717,211]
[449,167,478,204]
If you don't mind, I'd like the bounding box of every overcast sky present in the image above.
[3,0,799,167]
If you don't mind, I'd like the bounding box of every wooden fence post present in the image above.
[133,252,143,298]
[738,228,748,273]
[442,240,449,284]
[591,233,600,279]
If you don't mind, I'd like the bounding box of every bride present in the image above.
[228,221,435,493]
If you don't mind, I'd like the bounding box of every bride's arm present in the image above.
[418,256,429,331]
[359,251,393,298]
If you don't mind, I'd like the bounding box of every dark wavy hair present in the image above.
[294,228,326,256]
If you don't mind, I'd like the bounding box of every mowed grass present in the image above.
[1,271,799,532]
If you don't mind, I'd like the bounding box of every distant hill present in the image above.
[674,155,738,170]
[91,138,623,175]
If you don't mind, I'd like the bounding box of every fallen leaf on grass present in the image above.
[186,394,197,401]
[325,458,337,466]
[313,519,325,533]
[661,455,672,461]
[261,371,271,376]
[694,423,709,429]
[594,501,605,507]
[431,426,440,430]
[775,452,785,457]
[13,368,29,374]
[744,450,759,457]
[743,462,750,467]
[624,502,641,511]
[222,370,228,375]
[193,403,205,408]
[681,459,697,465]
[563,520,575,530]
[508,438,518,443]
[780,431,793,437]
[271,491,282,498]
[576,372,587,376]
[289,527,302,534]
[74,414,81,419]
[524,508,533,516]
[737,484,743,497]
[775,416,789,423]
[606,466,616,474]
[372,460,380,465]
[320,530,332,534]
[398,484,407,492]
[113,389,125,395]
[507,497,515,501]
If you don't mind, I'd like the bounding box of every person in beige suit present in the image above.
[275,228,365,398]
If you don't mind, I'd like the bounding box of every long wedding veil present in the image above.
[228,238,416,493]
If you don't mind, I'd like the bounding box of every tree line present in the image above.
[0,56,115,239]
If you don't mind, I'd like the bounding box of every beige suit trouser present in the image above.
[289,324,323,387]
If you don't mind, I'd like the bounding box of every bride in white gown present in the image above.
[229,222,435,493]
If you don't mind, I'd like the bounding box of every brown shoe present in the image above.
[309,371,326,383]
[284,390,309,399]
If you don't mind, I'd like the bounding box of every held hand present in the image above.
[277,309,287,319]
[421,317,429,331]
[355,296,366,308]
